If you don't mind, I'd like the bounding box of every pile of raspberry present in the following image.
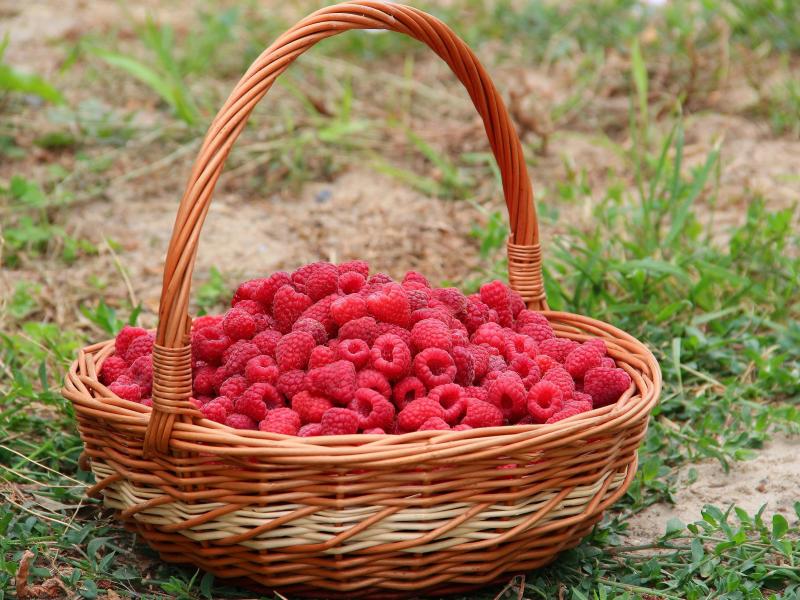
[100,261,632,436]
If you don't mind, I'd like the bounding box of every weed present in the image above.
[0,35,63,105]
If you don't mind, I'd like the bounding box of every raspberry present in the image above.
[480,280,510,313]
[542,366,576,399]
[219,375,248,400]
[376,322,412,346]
[363,427,386,435]
[299,423,323,437]
[320,407,360,435]
[452,345,475,386]
[211,366,227,392]
[188,397,203,410]
[487,355,507,372]
[515,310,549,329]
[461,399,503,428]
[464,385,489,402]
[243,381,283,410]
[234,387,269,421]
[410,318,452,353]
[100,356,127,385]
[339,316,379,345]
[565,345,603,380]
[291,391,333,424]
[251,329,282,357]
[452,423,473,431]
[338,338,370,369]
[539,338,580,363]
[259,407,301,435]
[127,356,153,396]
[393,376,426,410]
[299,294,338,337]
[509,292,526,317]
[231,299,264,315]
[225,413,257,430]
[330,294,368,326]
[367,283,412,328]
[503,333,538,362]
[338,271,366,294]
[526,381,565,423]
[411,307,452,326]
[200,400,228,423]
[600,357,616,369]
[451,327,469,348]
[234,272,290,310]
[222,308,257,341]
[275,331,315,372]
[244,355,279,385]
[462,297,490,334]
[433,288,466,315]
[402,271,430,287]
[413,348,456,389]
[192,315,222,332]
[109,379,141,403]
[290,262,319,293]
[193,365,217,395]
[583,338,607,356]
[338,260,370,277]
[428,384,466,424]
[471,322,506,354]
[518,322,555,344]
[192,326,231,365]
[209,395,234,414]
[398,398,445,432]
[535,354,559,373]
[124,334,154,364]
[308,360,356,404]
[487,371,527,422]
[272,285,312,333]
[419,417,450,431]
[469,344,491,380]
[308,345,338,369]
[565,391,593,414]
[223,341,260,377]
[583,367,632,407]
[277,369,308,400]
[545,404,589,424]
[348,388,395,430]
[292,318,328,345]
[508,354,541,388]
[114,326,149,361]
[357,369,392,399]
[406,289,429,311]
[370,334,412,381]
[305,263,339,301]
[367,273,393,287]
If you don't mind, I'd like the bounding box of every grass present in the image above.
[1,0,799,599]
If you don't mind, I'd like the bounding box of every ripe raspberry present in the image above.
[305,263,339,301]
[192,315,222,332]
[508,354,541,388]
[503,333,538,362]
[124,334,154,364]
[433,288,466,315]
[526,381,565,423]
[542,366,575,399]
[410,318,452,353]
[231,299,264,316]
[244,355,279,385]
[240,381,283,412]
[402,271,430,287]
[535,354,559,373]
[338,271,366,294]
[100,356,127,385]
[518,322,555,343]
[565,391,593,414]
[308,360,356,404]
[565,345,603,380]
[453,345,475,386]
[200,400,228,423]
[222,308,257,341]
[292,318,328,345]
[109,379,141,403]
[299,423,323,437]
[413,347,456,389]
[127,356,153,396]
[451,327,469,347]
[376,323,412,346]
[545,404,588,424]
[397,398,445,432]
[308,345,338,369]
[600,357,616,369]
[583,367,632,407]
[275,331,315,372]
[393,376,426,410]
[452,423,473,431]
[192,326,231,365]
[225,413,257,430]
[406,289,429,312]
[583,338,607,356]
[277,369,308,400]
[367,273,393,287]
[539,338,580,363]
[338,338,370,369]
[338,260,370,277]
[251,329,281,358]
[487,371,527,422]
[363,427,386,435]
[366,283,412,328]
[419,417,450,431]
[320,407,360,435]
[234,388,268,421]
[299,293,338,337]
[211,366,227,392]
[223,341,260,377]
[487,354,507,372]
[464,385,489,402]
[291,391,333,424]
[469,344,491,380]
[234,272,290,310]
[357,369,392,399]
[515,309,550,330]
[411,307,452,326]
[370,334,412,381]
[209,395,234,414]
[462,297,490,334]
[428,384,466,424]
[272,285,312,333]
[330,294,368,326]
[509,292,526,317]
[471,322,506,354]
[339,316,379,345]
[114,326,149,361]
[480,280,509,312]
[290,262,319,293]
[460,399,503,428]
[219,375,248,400]
[348,388,395,430]
[259,408,301,435]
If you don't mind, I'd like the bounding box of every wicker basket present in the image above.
[62,2,661,597]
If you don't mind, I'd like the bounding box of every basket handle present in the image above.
[144,0,546,455]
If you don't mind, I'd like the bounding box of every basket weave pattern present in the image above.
[63,2,661,596]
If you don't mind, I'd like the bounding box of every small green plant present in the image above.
[0,34,63,105]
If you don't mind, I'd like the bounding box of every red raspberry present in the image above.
[308,360,356,404]
[565,345,603,380]
[393,376,426,410]
[320,407,360,435]
[234,388,268,421]
[192,315,222,332]
[526,381,565,423]
[452,423,473,431]
[234,272,290,310]
[363,427,386,435]
[273,285,312,333]
[192,365,217,395]
[127,356,153,396]
[308,345,338,369]
[480,280,510,312]
[222,308,257,341]
[291,391,333,424]
[330,294,368,326]
[451,327,469,347]
[290,262,319,293]
[535,354,559,373]
[192,325,231,365]
[338,260,370,277]
[410,318,452,353]
[469,344,491,380]
[471,322,506,354]
[462,297,491,334]
[114,326,149,361]
[259,407,301,435]
[487,371,527,422]
[402,271,430,287]
[109,379,141,403]
[367,273,393,287]
[433,287,467,315]
[583,367,632,407]
[209,395,234,414]
[240,381,283,411]
[460,399,503,428]
[397,398,445,432]
[509,292,526,317]
[348,388,395,430]
[251,329,281,357]
[428,384,467,424]
[306,263,339,301]
[124,333,154,364]
[565,391,593,413]
[299,423,323,437]
[244,355,279,384]
[542,366,575,399]
[600,357,616,369]
[292,317,328,345]
[453,345,475,386]
[376,322,412,346]
[413,348,456,389]
[518,322,555,343]
[419,417,450,431]
[411,307,452,326]
[338,271,366,294]
[338,338,370,369]
[339,316,379,345]
[539,338,580,363]
[583,338,607,356]
[406,289,429,311]
[225,413,257,430]
[231,299,264,315]
[211,366,227,392]
[219,375,248,400]
[100,356,127,385]
[463,385,489,403]
[515,310,549,329]
[275,331,315,372]
[277,369,308,400]
[223,341,260,377]
[367,283,412,328]
[508,354,541,388]
[200,400,228,423]
[487,355,507,372]
[503,333,538,362]
[356,369,392,399]
[545,404,588,424]
[299,293,338,337]
[370,334,412,381]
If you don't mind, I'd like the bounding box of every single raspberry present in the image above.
[272,285,312,333]
[460,399,503,428]
[225,413,257,430]
[487,354,507,372]
[564,391,593,414]
[223,341,260,377]
[291,391,333,424]
[338,338,370,369]
[542,366,576,399]
[515,310,550,330]
[535,354,559,373]
[292,318,328,345]
[290,262,320,293]
[539,338,580,363]
[222,308,257,341]
[259,407,301,435]
[109,379,141,403]
[487,371,527,422]
[419,417,450,431]
[393,376,426,410]
[192,315,222,332]
[526,381,565,423]
[189,397,204,410]
[451,327,469,348]
[338,271,366,294]
[231,299,264,315]
[402,271,430,287]
[433,288,467,315]
[413,348,456,389]
[124,333,154,364]
[583,367,632,407]
[428,384,466,424]
[480,280,510,312]
[114,326,149,361]
[299,423,323,437]
[406,289,429,311]
[509,292,526,317]
[471,322,506,354]
[503,333,538,362]
[276,369,308,400]
[397,398,445,432]
[234,387,269,421]
[308,345,338,369]
[367,283,412,328]
[600,357,616,369]
[192,325,231,365]
[219,375,249,400]
[508,354,541,388]
[200,400,228,423]
[370,334,412,381]
[299,293,338,337]
[338,260,370,277]
[305,263,339,301]
[242,381,283,411]
[376,322,413,346]
[411,307,452,326]
[330,294,368,326]
[100,356,127,385]
[194,395,213,406]
[126,356,153,396]
[234,272,290,310]
[320,407,360,435]
[251,329,282,357]
[464,385,489,402]
[193,365,218,396]
[452,423,473,431]
[452,345,475,386]
[410,318,453,353]
[565,345,603,380]
[582,338,607,356]
[545,404,588,424]
[356,369,392,399]
[209,395,234,414]
[469,344,491,379]
[244,355,279,385]
[518,322,555,344]
[462,297,491,334]
[339,316,379,345]
[211,366,227,392]
[275,331,315,372]
[367,273,393,287]
[348,388,395,430]
[308,360,356,404]
[363,427,386,435]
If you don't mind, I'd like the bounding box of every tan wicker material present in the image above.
[62,2,661,596]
